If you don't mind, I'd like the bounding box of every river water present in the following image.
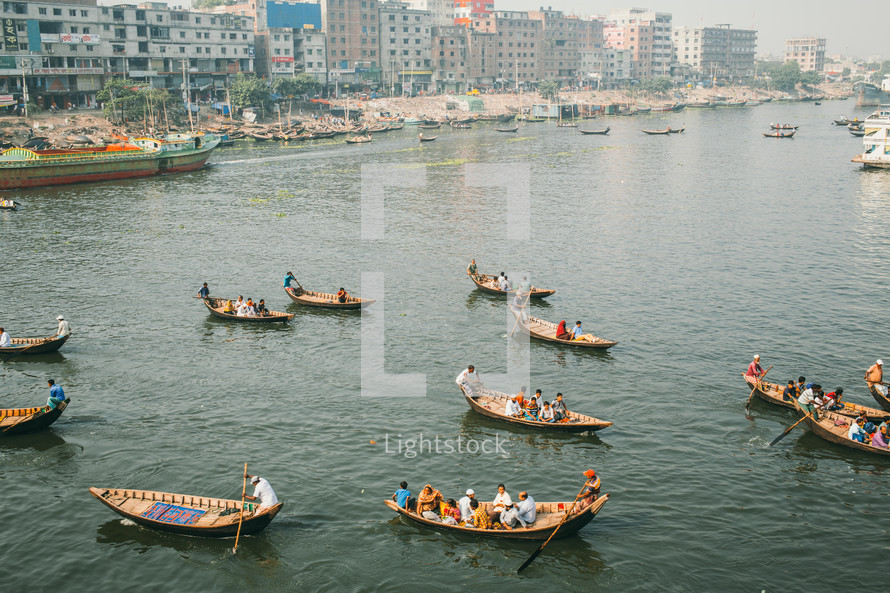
[2,101,889,592]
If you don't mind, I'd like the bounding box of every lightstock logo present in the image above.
[359,163,533,400]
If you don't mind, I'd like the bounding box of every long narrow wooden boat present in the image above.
[450,122,472,129]
[515,314,617,349]
[0,200,19,210]
[686,102,714,108]
[556,122,578,128]
[384,493,609,540]
[763,130,795,138]
[580,127,610,135]
[742,375,890,420]
[201,297,293,322]
[419,135,438,142]
[0,133,219,190]
[345,136,372,144]
[89,487,284,537]
[419,123,441,129]
[496,127,519,133]
[459,385,611,432]
[470,273,555,298]
[641,128,671,135]
[791,399,890,457]
[284,286,375,309]
[770,124,799,130]
[1,399,69,436]
[668,125,686,134]
[867,384,890,412]
[0,334,70,356]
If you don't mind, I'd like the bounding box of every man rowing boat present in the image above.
[456,365,481,396]
[244,475,279,515]
[745,355,764,382]
[865,360,885,396]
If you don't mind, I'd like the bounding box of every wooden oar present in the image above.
[232,463,248,554]
[509,291,533,337]
[517,482,589,573]
[769,411,813,446]
[745,364,773,407]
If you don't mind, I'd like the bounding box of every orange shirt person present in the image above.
[337,288,350,303]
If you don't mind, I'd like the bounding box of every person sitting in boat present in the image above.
[0,327,10,348]
[336,288,350,303]
[468,498,490,529]
[555,320,572,341]
[745,355,764,382]
[441,498,462,525]
[571,321,595,342]
[499,275,512,291]
[871,425,890,449]
[245,298,258,317]
[552,393,569,421]
[488,484,512,524]
[256,299,269,316]
[580,469,601,509]
[822,387,845,411]
[223,300,235,314]
[865,360,886,397]
[197,282,210,298]
[524,393,540,420]
[458,489,475,522]
[391,481,411,509]
[517,276,532,295]
[416,484,443,519]
[539,401,555,423]
[466,259,477,276]
[234,296,247,316]
[504,395,522,418]
[244,475,279,515]
[456,365,481,396]
[796,376,807,398]
[781,380,797,403]
[500,503,525,530]
[848,417,867,443]
[516,491,536,525]
[46,379,66,410]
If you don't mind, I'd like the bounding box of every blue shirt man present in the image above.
[516,492,536,524]
[392,481,411,509]
[283,271,296,289]
[47,379,65,409]
[570,322,584,339]
[197,283,210,298]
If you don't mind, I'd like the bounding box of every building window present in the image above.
[196,47,202,53]
[179,46,185,53]
[70,9,77,16]
[71,27,79,34]
[53,8,62,15]
[157,15,163,22]
[195,17,201,24]
[180,31,185,38]
[38,7,47,15]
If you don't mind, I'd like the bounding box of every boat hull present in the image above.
[1,399,69,436]
[0,334,69,357]
[460,386,611,432]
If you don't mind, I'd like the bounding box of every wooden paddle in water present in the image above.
[509,291,533,337]
[232,463,248,554]
[517,482,589,573]
[745,364,773,407]
[769,411,813,446]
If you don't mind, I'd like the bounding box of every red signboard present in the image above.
[271,57,294,63]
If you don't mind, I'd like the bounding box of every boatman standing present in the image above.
[456,364,481,396]
[580,469,601,509]
[54,315,71,338]
[197,283,210,298]
[283,271,298,290]
[865,360,885,396]
[244,475,279,515]
[467,259,477,276]
[745,355,764,382]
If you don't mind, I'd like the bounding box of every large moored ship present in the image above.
[851,108,890,169]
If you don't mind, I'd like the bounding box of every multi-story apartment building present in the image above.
[379,0,432,93]
[320,0,379,88]
[454,0,492,27]
[607,7,672,79]
[601,47,631,87]
[431,23,466,92]
[527,9,583,84]
[405,0,452,27]
[577,16,604,87]
[785,37,826,72]
[472,10,540,87]
[0,0,255,109]
[673,24,757,81]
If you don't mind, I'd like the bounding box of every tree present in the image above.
[538,79,559,102]
[272,73,322,99]
[229,73,270,108]
[800,70,822,86]
[767,60,802,93]
[640,76,672,96]
[97,77,144,120]
[192,0,235,8]
[842,67,851,78]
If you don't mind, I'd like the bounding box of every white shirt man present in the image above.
[245,475,279,514]
[492,485,512,512]
[0,328,10,348]
[456,366,481,396]
[516,492,536,525]
[797,388,815,407]
[499,277,510,291]
[56,316,71,337]
[505,397,522,417]
[458,489,475,521]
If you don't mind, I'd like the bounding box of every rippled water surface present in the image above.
[3,102,890,592]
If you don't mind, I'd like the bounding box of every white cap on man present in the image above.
[466,489,474,495]
[57,315,64,320]
[251,476,261,484]
[878,360,884,366]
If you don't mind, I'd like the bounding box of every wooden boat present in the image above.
[668,125,686,134]
[200,297,293,322]
[686,102,713,108]
[419,135,438,142]
[848,122,864,131]
[496,127,519,133]
[0,200,19,210]
[386,124,404,131]
[419,123,441,129]
[770,124,799,130]
[89,487,284,537]
[450,122,472,129]
[470,273,555,298]
[850,128,866,137]
[867,385,890,412]
[580,127,610,135]
[0,334,70,357]
[345,135,372,144]
[515,314,617,349]
[642,128,671,135]
[742,375,890,421]
[519,116,545,123]
[556,122,578,128]
[763,130,795,138]
[459,385,612,432]
[650,104,675,112]
[814,101,822,105]
[791,399,890,457]
[284,286,375,309]
[1,399,69,436]
[249,132,274,141]
[384,493,609,541]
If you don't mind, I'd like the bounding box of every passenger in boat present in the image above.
[223,300,235,314]
[822,387,845,411]
[458,489,475,521]
[516,491,536,525]
[256,299,269,316]
[865,360,886,396]
[781,380,797,402]
[416,484,443,520]
[46,379,65,410]
[518,276,532,295]
[552,393,569,421]
[524,393,540,420]
[467,259,477,276]
[244,475,279,515]
[468,499,490,529]
[234,296,247,316]
[337,288,350,303]
[798,384,821,421]
[245,299,257,316]
[500,503,525,530]
[540,401,555,422]
[849,417,867,443]
[555,320,572,341]
[745,355,764,382]
[505,395,523,418]
[872,426,890,448]
[499,275,512,291]
[391,481,411,509]
[571,321,595,342]
[456,365,481,396]
[197,282,210,298]
[580,469,601,508]
[442,499,462,525]
[489,484,512,523]
[0,327,10,348]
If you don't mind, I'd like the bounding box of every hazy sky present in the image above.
[157,0,888,60]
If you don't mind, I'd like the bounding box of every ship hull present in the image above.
[854,82,890,107]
